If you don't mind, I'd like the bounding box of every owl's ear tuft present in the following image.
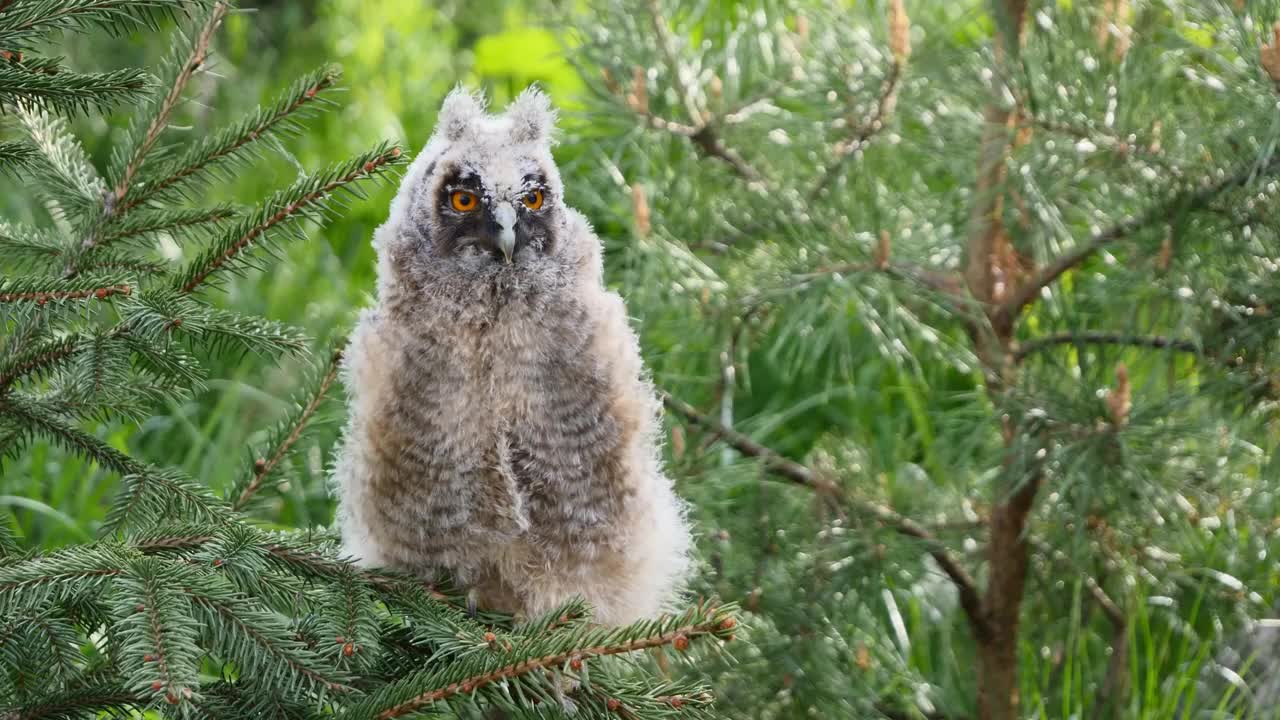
[438,86,487,142]
[506,86,556,144]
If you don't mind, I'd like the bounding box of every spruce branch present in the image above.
[992,156,1280,330]
[131,529,462,609]
[186,583,356,696]
[120,284,309,353]
[659,390,990,641]
[0,545,125,614]
[0,0,203,47]
[119,64,343,212]
[122,290,309,357]
[109,1,228,205]
[0,139,35,170]
[0,608,82,687]
[1014,331,1199,363]
[364,604,737,719]
[71,251,167,276]
[16,103,106,214]
[0,683,140,720]
[0,222,64,269]
[232,343,344,511]
[175,144,404,293]
[0,393,144,476]
[0,333,80,392]
[104,467,226,532]
[97,204,236,246]
[115,558,202,707]
[0,278,131,304]
[0,63,150,114]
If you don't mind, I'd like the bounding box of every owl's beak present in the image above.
[493,202,517,264]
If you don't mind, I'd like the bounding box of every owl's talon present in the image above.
[466,589,478,618]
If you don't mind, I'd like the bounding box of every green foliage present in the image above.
[7,0,1280,718]
[0,2,731,717]
[561,0,1280,717]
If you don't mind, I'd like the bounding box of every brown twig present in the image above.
[233,346,345,511]
[0,284,131,303]
[660,391,990,641]
[140,577,182,703]
[374,613,734,718]
[179,148,400,293]
[1014,331,1198,364]
[688,125,763,182]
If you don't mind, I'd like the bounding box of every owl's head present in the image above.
[402,86,566,270]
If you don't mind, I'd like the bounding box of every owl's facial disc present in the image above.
[436,167,553,264]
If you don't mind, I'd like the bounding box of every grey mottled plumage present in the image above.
[332,87,691,625]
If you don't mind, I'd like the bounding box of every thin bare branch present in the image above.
[660,390,990,641]
[812,59,904,196]
[1014,331,1198,363]
[688,125,762,182]
[1027,536,1124,628]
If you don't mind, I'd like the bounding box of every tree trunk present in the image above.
[977,630,1022,720]
[966,2,1032,718]
[976,481,1037,720]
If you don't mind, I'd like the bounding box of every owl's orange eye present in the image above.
[521,189,544,211]
[450,191,478,212]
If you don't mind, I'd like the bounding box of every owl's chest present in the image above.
[394,301,611,448]
[377,300,627,541]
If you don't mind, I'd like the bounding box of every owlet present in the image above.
[332,87,691,625]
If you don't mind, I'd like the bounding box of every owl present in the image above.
[331,87,691,626]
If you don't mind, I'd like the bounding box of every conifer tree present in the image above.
[0,2,734,717]
[563,0,1280,717]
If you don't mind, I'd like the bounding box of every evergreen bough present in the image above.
[563,0,1280,717]
[0,2,734,717]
